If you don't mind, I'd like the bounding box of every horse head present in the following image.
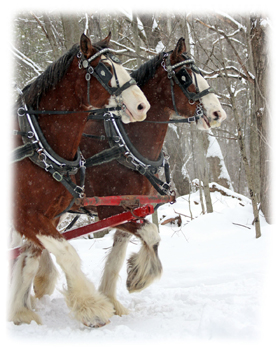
[79,33,150,123]
[167,37,227,129]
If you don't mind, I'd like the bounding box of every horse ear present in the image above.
[94,32,112,49]
[103,32,112,45]
[171,37,186,60]
[80,34,93,58]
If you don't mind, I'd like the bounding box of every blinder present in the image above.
[175,67,193,90]
[95,61,113,86]
[79,49,136,104]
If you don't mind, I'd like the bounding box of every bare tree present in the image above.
[249,16,270,223]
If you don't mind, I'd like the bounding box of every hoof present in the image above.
[126,245,162,293]
[111,298,129,316]
[83,319,110,328]
[63,288,115,327]
[10,308,42,325]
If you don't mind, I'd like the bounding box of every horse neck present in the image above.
[36,62,89,161]
[124,68,172,161]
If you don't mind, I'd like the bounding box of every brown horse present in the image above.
[34,37,227,317]
[9,33,150,327]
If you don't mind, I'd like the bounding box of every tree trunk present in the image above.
[61,14,81,50]
[132,13,142,67]
[138,14,160,49]
[231,98,262,238]
[197,132,213,213]
[250,16,271,223]
[164,125,191,196]
[42,14,61,60]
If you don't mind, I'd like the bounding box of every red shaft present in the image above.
[63,204,154,240]
[9,205,155,260]
[82,195,175,207]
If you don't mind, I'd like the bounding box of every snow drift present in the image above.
[6,185,278,349]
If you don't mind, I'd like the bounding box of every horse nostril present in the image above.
[213,111,221,120]
[137,103,145,111]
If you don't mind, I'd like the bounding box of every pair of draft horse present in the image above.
[10,33,226,327]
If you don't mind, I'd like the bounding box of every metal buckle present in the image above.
[161,182,171,193]
[17,107,26,117]
[79,153,86,168]
[88,66,94,75]
[187,116,196,123]
[27,131,34,139]
[75,185,85,198]
[37,150,52,171]
[52,171,63,182]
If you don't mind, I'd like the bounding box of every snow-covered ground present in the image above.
[6,185,279,349]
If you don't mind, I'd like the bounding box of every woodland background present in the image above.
[12,10,270,238]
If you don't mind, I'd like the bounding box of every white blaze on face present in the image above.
[104,56,150,123]
[195,73,227,130]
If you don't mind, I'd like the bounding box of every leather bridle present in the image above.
[77,48,137,109]
[161,53,213,115]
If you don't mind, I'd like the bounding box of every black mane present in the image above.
[19,39,111,109]
[131,53,164,87]
[20,44,80,108]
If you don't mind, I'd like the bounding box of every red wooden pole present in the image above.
[82,194,175,207]
[9,205,154,260]
[63,204,154,240]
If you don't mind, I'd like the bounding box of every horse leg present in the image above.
[98,230,131,316]
[33,216,62,299]
[126,220,162,293]
[37,234,114,327]
[9,242,42,325]
[33,249,59,299]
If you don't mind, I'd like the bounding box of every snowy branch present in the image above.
[195,19,254,84]
[214,12,247,33]
[202,66,251,81]
[31,12,48,39]
[12,46,42,76]
[111,39,157,60]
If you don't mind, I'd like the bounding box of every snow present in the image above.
[206,131,233,189]
[155,41,165,54]
[6,188,278,349]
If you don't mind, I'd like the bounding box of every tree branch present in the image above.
[196,19,254,84]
